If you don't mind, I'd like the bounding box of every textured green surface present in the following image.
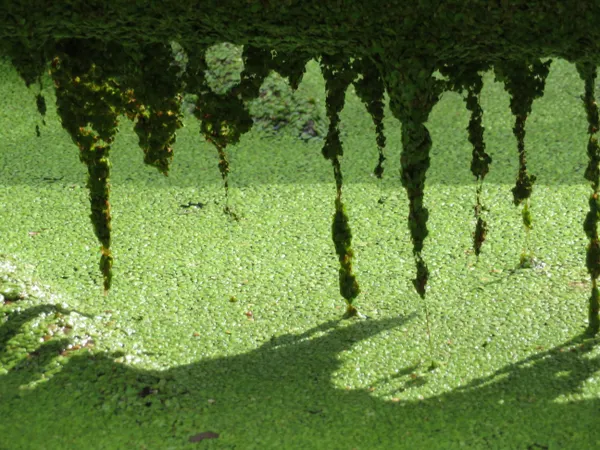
[1,56,600,449]
[4,1,600,310]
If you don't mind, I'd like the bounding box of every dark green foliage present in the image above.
[320,54,361,313]
[521,202,533,230]
[379,56,443,363]
[589,285,600,336]
[383,56,442,298]
[177,42,328,141]
[576,61,600,335]
[332,199,360,305]
[494,59,551,269]
[126,43,185,176]
[473,216,488,257]
[35,93,46,120]
[182,44,259,218]
[352,56,386,179]
[440,63,492,257]
[494,59,551,207]
[49,44,123,293]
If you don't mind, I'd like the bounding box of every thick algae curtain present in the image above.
[1,15,600,336]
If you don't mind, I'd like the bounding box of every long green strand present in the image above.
[494,59,552,268]
[50,53,121,293]
[320,54,361,317]
[352,56,387,203]
[576,61,600,336]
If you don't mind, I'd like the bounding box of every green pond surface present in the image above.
[1,56,599,449]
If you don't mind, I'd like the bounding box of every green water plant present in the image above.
[49,46,121,293]
[129,43,184,176]
[352,55,387,203]
[376,54,445,368]
[493,58,552,268]
[440,62,493,259]
[320,54,361,318]
[576,61,600,336]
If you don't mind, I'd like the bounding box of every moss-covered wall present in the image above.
[1,0,600,336]
[3,1,600,67]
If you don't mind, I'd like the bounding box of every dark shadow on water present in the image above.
[1,304,599,449]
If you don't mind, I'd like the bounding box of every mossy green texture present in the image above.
[1,56,600,448]
[494,59,551,207]
[320,54,360,311]
[49,49,121,292]
[577,61,600,335]
[440,63,492,256]
[352,56,387,179]
[1,0,600,332]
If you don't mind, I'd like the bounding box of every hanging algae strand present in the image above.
[35,76,47,137]
[84,143,113,294]
[351,56,387,203]
[184,45,265,221]
[465,78,491,259]
[382,56,443,370]
[438,63,492,260]
[127,43,184,176]
[403,121,437,370]
[513,112,536,268]
[320,54,361,318]
[50,52,122,293]
[494,59,551,268]
[576,61,600,336]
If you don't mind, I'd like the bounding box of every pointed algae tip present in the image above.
[342,304,368,320]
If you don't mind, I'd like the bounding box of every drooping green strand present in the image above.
[401,121,432,291]
[576,61,600,336]
[465,82,491,257]
[511,114,536,209]
[35,76,47,137]
[50,48,121,293]
[352,56,387,179]
[494,59,551,264]
[269,50,313,91]
[383,58,442,369]
[133,99,184,176]
[439,63,492,258]
[185,45,265,218]
[125,44,184,176]
[234,45,277,101]
[320,54,361,316]
[82,143,113,291]
[332,194,360,306]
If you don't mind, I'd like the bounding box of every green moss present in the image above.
[577,61,600,335]
[320,54,361,310]
[352,56,386,179]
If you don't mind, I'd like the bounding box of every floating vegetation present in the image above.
[49,44,123,294]
[3,12,600,352]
